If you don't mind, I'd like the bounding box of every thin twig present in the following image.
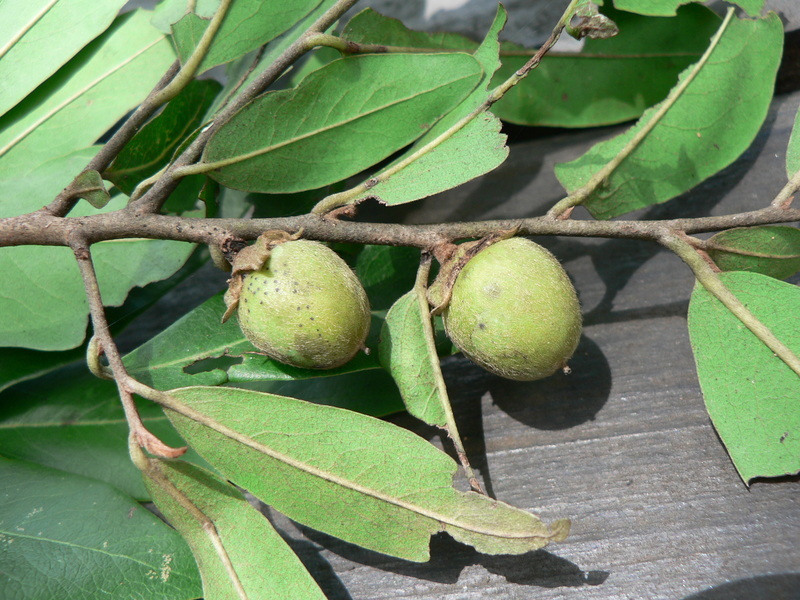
[70,236,186,458]
[43,60,180,217]
[130,0,362,215]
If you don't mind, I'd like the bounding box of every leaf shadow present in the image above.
[681,573,800,600]
[293,527,608,595]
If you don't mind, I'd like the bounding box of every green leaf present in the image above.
[787,106,800,179]
[688,272,800,482]
[0,457,202,599]
[123,292,240,390]
[199,52,483,193]
[0,0,128,118]
[0,346,83,394]
[0,246,210,392]
[171,0,321,74]
[554,12,783,219]
[325,7,508,208]
[238,368,405,417]
[105,79,222,196]
[0,147,197,350]
[356,244,421,310]
[342,7,478,50]
[151,0,219,34]
[164,386,570,562]
[613,0,763,17]
[145,459,326,600]
[0,10,175,179]
[0,363,208,500]
[492,4,719,128]
[207,0,340,117]
[380,291,447,427]
[706,226,800,280]
[69,168,110,208]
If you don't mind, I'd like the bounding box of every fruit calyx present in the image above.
[221,230,302,323]
[426,227,520,315]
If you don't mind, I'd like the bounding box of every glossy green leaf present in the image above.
[164,386,570,562]
[688,272,800,482]
[329,7,508,207]
[0,347,83,394]
[555,12,783,219]
[171,0,321,73]
[787,106,800,179]
[145,459,326,600]
[0,148,195,350]
[0,457,202,599]
[238,368,405,417]
[614,0,763,17]
[493,4,719,128]
[200,52,483,193]
[0,363,208,500]
[356,245,421,310]
[106,79,221,195]
[706,226,800,280]
[0,0,127,118]
[0,10,175,179]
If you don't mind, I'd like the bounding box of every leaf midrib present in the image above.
[201,65,480,172]
[172,395,553,542]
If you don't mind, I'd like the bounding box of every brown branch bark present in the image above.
[4,204,799,251]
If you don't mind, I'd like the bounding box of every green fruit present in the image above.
[236,240,370,369]
[443,237,582,381]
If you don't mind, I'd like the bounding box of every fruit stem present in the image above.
[415,254,486,495]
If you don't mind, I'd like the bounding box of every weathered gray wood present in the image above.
[261,88,800,600]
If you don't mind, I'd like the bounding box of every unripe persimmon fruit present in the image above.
[236,240,370,369]
[443,237,581,381]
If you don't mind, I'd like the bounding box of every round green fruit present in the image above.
[236,240,370,369]
[443,237,582,381]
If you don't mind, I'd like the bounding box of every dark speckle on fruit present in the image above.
[236,240,371,369]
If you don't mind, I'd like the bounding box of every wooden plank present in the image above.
[263,89,800,600]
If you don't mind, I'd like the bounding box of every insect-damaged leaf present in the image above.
[200,52,482,193]
[163,386,569,562]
